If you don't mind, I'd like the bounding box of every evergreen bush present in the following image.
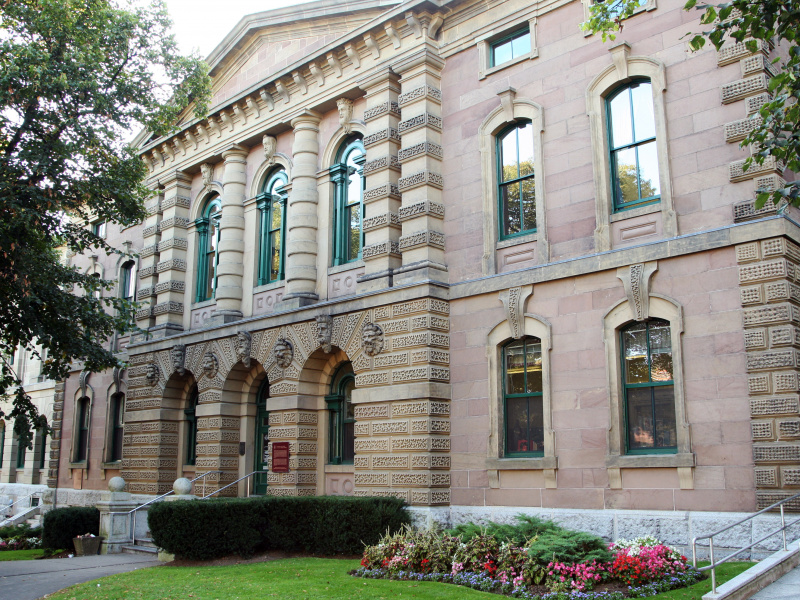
[41,507,100,550]
[148,495,409,560]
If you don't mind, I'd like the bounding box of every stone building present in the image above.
[49,0,800,534]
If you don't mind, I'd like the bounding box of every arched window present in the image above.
[326,363,355,464]
[75,397,90,462]
[497,121,536,239]
[331,137,365,266]
[110,394,124,462]
[185,387,198,466]
[119,260,137,302]
[502,337,543,456]
[621,319,676,453]
[257,168,288,285]
[195,196,222,302]
[607,80,660,211]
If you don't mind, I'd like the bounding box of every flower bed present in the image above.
[0,524,43,552]
[354,527,702,599]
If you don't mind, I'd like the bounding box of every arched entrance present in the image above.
[253,378,270,495]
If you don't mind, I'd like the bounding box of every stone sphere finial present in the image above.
[108,476,126,493]
[173,477,192,496]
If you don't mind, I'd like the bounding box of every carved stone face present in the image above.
[202,352,218,378]
[273,338,293,368]
[336,98,353,133]
[362,322,384,357]
[170,345,185,375]
[200,163,213,186]
[145,363,159,384]
[263,135,277,164]
[235,331,252,367]
[316,315,332,353]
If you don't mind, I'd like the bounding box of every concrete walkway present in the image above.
[749,564,800,600]
[0,553,160,600]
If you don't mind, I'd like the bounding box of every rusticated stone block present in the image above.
[753,444,800,462]
[747,349,800,371]
[736,242,761,264]
[738,259,794,284]
[722,74,769,104]
[755,467,778,487]
[750,395,800,416]
[743,303,800,327]
[751,421,774,439]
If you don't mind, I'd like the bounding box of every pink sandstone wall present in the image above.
[449,248,754,511]
[440,0,754,283]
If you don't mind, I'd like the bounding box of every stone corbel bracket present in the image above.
[616,261,658,321]
[498,285,533,339]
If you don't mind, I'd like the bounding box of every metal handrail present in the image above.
[0,492,42,527]
[127,471,222,544]
[201,470,268,500]
[692,491,800,594]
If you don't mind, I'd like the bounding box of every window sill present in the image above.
[487,456,557,470]
[328,261,364,276]
[69,462,88,470]
[325,464,354,473]
[497,231,538,249]
[102,461,122,469]
[480,50,539,80]
[609,202,661,223]
[605,453,695,469]
[254,280,285,294]
[191,298,216,309]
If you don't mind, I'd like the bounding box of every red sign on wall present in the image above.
[271,441,290,473]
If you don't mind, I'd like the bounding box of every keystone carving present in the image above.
[498,285,533,339]
[170,344,186,376]
[273,338,294,368]
[316,315,333,353]
[145,363,160,386]
[79,370,90,397]
[236,331,252,368]
[200,163,213,188]
[617,262,658,321]
[263,135,277,165]
[337,98,354,134]
[202,352,219,379]
[362,322,385,357]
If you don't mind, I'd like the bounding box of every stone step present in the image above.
[121,544,158,555]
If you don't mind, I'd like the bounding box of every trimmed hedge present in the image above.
[41,507,100,550]
[147,496,409,560]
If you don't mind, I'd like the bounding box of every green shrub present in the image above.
[0,523,41,539]
[448,514,611,566]
[41,507,99,550]
[148,495,409,560]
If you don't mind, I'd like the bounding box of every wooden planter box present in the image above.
[73,536,103,556]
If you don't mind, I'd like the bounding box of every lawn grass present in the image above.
[44,557,755,600]
[650,561,753,599]
[0,549,47,561]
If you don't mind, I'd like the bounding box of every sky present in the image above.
[162,0,314,58]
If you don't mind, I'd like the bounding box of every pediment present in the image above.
[207,0,399,107]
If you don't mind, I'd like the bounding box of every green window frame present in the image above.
[119,260,136,302]
[0,424,5,467]
[331,137,365,266]
[185,388,198,466]
[325,363,355,465]
[497,121,536,239]
[110,393,124,462]
[607,80,661,211]
[503,337,544,457]
[257,169,289,285]
[92,220,106,238]
[194,196,222,302]
[490,27,531,67]
[16,435,26,469]
[621,318,677,454]
[75,397,90,462]
[38,425,47,469]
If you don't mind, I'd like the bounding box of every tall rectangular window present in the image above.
[608,80,660,211]
[498,121,536,239]
[503,338,544,456]
[76,397,90,462]
[621,319,677,453]
[110,394,124,462]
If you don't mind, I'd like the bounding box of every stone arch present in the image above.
[297,346,351,398]
[320,121,366,171]
[249,154,293,199]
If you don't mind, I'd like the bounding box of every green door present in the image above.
[253,380,270,495]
